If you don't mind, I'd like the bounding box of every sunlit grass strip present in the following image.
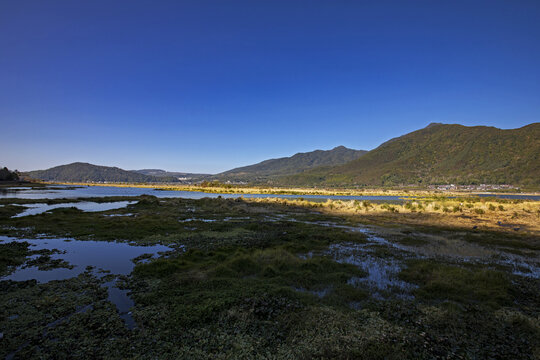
[245,197,540,236]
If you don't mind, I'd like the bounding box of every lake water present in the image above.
[476,193,540,200]
[12,201,136,217]
[0,185,407,202]
[3,184,538,201]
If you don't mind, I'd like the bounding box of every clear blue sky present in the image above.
[1,0,539,173]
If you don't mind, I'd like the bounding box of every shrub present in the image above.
[381,204,398,213]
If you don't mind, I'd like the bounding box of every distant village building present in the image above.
[428,184,516,191]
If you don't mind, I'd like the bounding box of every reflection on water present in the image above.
[326,243,417,300]
[0,236,173,328]
[104,279,136,329]
[12,201,135,217]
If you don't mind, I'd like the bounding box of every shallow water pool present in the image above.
[0,236,173,328]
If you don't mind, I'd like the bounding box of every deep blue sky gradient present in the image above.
[1,0,539,172]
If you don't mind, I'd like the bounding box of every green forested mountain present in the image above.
[217,146,367,182]
[27,163,179,183]
[24,123,539,187]
[282,123,540,187]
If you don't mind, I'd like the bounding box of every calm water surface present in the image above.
[476,193,540,200]
[0,236,173,329]
[2,185,538,201]
[0,185,407,202]
[0,236,172,281]
[12,201,135,217]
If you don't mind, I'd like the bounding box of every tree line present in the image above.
[0,167,20,181]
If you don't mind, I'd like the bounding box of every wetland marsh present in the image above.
[4,1,540,358]
[0,184,539,359]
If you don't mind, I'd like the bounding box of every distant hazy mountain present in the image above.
[217,146,367,182]
[134,169,177,177]
[27,162,179,183]
[134,169,210,180]
[283,123,540,186]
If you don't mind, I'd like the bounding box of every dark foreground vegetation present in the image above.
[0,194,539,359]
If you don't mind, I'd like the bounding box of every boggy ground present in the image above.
[0,196,539,359]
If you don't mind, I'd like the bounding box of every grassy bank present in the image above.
[248,196,540,236]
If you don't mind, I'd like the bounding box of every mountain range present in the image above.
[283,123,540,187]
[25,123,540,187]
[215,146,366,182]
[27,163,179,183]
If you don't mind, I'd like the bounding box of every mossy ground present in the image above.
[0,242,71,277]
[0,195,538,358]
[0,242,31,276]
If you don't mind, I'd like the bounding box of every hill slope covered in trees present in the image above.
[217,146,366,182]
[282,123,540,187]
[27,163,179,183]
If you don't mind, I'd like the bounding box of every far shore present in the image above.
[31,181,540,198]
